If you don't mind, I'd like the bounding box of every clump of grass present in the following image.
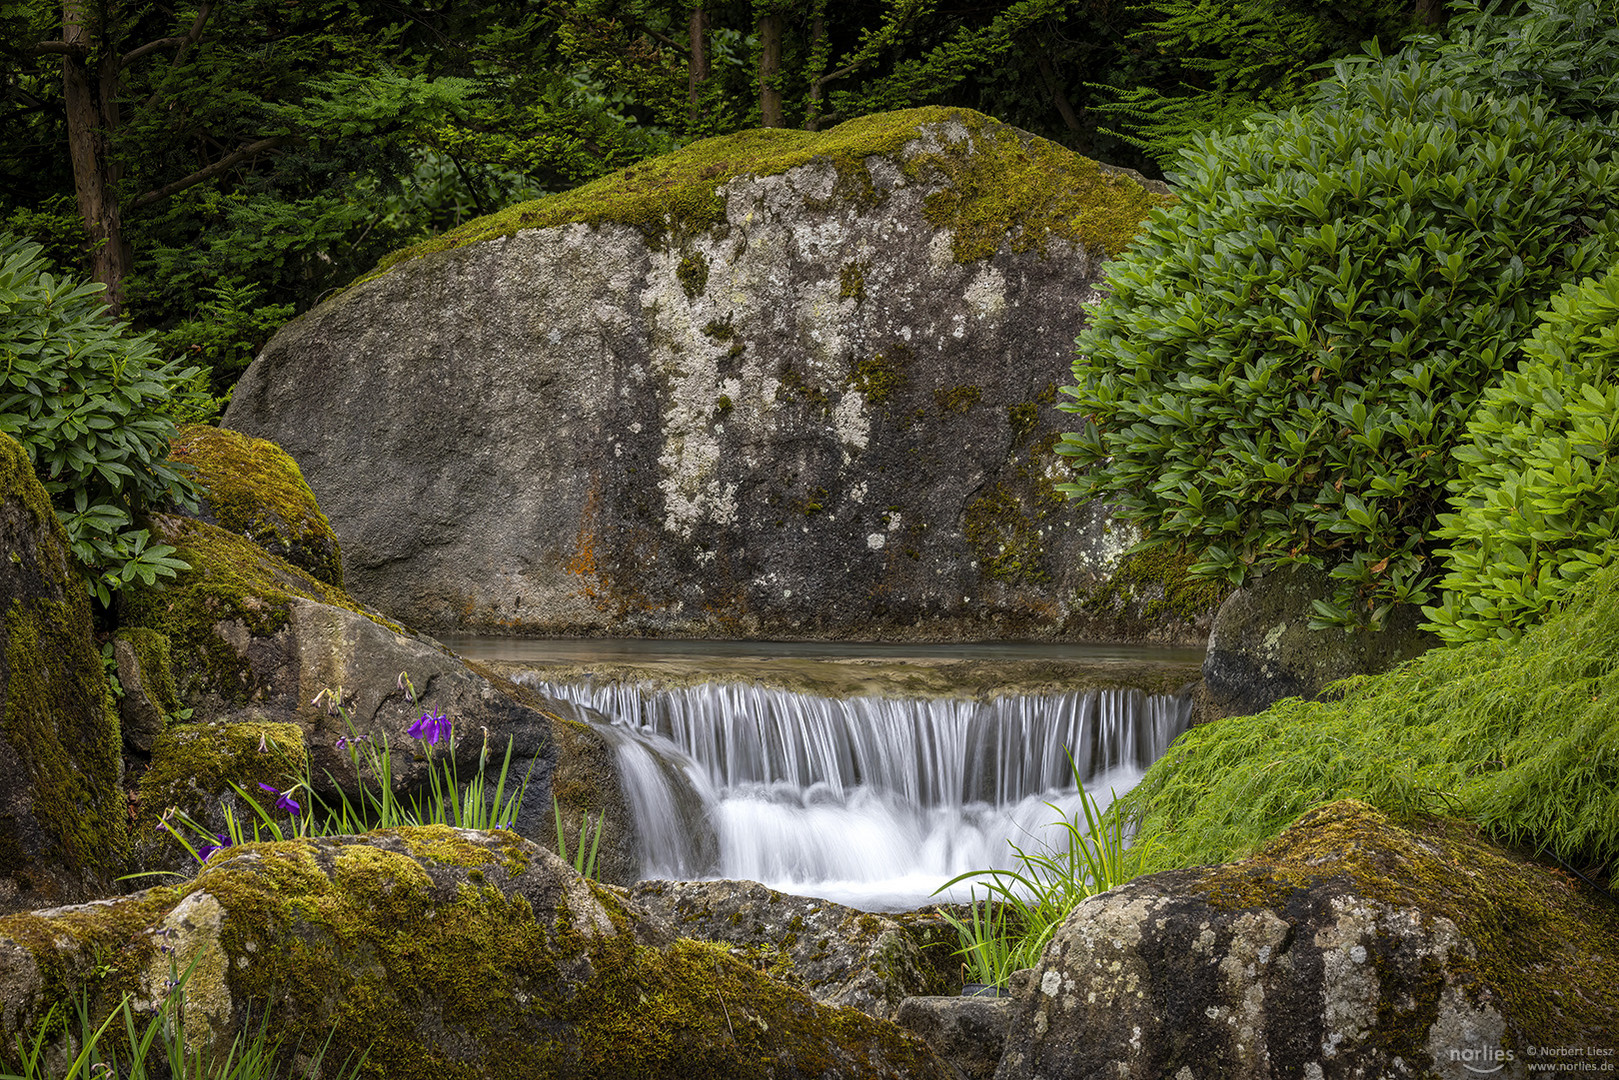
[934,755,1152,988]
[1124,560,1619,876]
[1,954,365,1080]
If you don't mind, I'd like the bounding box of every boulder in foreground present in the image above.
[0,828,956,1080]
[997,800,1619,1079]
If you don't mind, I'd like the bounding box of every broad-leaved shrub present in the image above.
[1058,35,1619,628]
[0,233,206,602]
[1425,265,1619,642]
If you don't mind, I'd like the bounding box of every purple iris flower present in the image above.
[196,833,231,862]
[257,782,302,815]
[407,710,451,745]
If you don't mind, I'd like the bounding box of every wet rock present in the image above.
[0,432,123,912]
[995,801,1619,1079]
[1202,564,1435,717]
[224,107,1195,643]
[0,828,957,1080]
[630,878,957,1019]
[895,995,1011,1080]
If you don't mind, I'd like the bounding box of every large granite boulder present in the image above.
[224,106,1198,641]
[0,432,125,912]
[0,827,958,1079]
[629,878,959,1019]
[995,801,1619,1079]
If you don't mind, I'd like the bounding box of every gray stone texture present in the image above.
[225,116,1180,642]
[896,994,1012,1080]
[629,877,959,1019]
[1202,565,1436,718]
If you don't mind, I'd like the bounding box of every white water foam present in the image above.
[528,679,1190,910]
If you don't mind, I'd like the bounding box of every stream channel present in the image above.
[446,637,1204,912]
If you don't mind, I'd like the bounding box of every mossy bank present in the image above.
[0,828,957,1080]
[225,108,1201,643]
[0,432,124,911]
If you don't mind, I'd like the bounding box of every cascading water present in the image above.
[525,676,1193,910]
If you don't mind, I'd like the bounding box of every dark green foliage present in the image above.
[1090,0,1418,167]
[1058,21,1619,629]
[1123,557,1619,876]
[1425,266,1619,643]
[0,234,205,602]
[153,284,295,403]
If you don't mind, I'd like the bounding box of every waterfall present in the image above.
[527,678,1192,910]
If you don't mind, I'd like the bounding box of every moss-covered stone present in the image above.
[365,107,1171,281]
[130,721,308,873]
[0,829,957,1080]
[168,425,343,587]
[998,801,1619,1079]
[0,432,125,911]
[116,515,393,712]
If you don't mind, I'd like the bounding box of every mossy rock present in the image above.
[628,879,955,1020]
[112,626,181,754]
[169,425,343,587]
[130,720,307,874]
[116,514,386,714]
[0,828,957,1080]
[999,801,1619,1078]
[0,432,124,912]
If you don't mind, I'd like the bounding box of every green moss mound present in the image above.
[170,425,343,587]
[1125,559,1619,875]
[1195,801,1619,1047]
[366,107,1168,281]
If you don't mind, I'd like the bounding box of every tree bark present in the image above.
[757,10,783,128]
[1036,51,1087,151]
[803,9,828,130]
[61,0,130,315]
[688,4,709,126]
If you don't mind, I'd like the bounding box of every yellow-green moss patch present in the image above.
[363,107,1172,283]
[169,426,343,587]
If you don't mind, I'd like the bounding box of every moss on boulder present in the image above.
[117,514,386,712]
[130,721,307,873]
[227,109,1179,641]
[0,828,957,1080]
[368,106,1167,281]
[168,425,343,587]
[998,801,1619,1078]
[0,432,124,912]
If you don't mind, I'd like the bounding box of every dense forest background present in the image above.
[2,0,1429,400]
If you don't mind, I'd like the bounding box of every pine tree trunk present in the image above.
[61,2,129,314]
[688,4,709,126]
[804,11,827,131]
[757,11,783,128]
